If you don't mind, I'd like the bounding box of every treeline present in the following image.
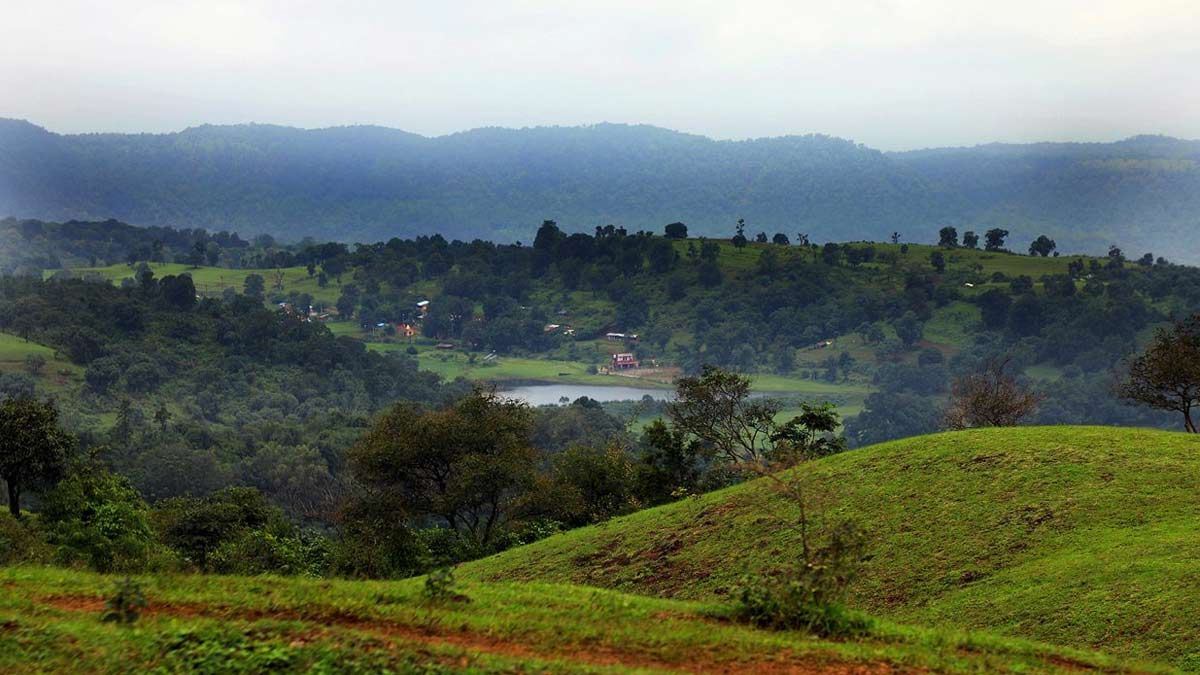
[1,368,841,578]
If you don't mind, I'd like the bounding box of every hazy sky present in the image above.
[2,1,1198,150]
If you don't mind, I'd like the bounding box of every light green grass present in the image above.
[464,426,1200,670]
[0,566,1153,673]
[0,332,82,392]
[50,262,346,305]
[369,343,670,388]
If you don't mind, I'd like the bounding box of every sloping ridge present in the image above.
[462,426,1200,669]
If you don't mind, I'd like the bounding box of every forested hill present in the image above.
[2,118,1199,258]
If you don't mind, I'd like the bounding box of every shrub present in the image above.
[734,520,872,637]
[102,577,147,625]
[41,462,155,573]
[0,512,52,565]
[208,529,331,577]
[422,566,468,604]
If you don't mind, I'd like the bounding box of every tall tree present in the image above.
[0,397,73,517]
[937,226,958,248]
[984,228,1009,251]
[348,389,538,546]
[1118,316,1200,432]
[1029,235,1057,257]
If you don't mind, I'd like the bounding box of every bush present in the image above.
[41,462,156,572]
[734,521,872,637]
[208,529,331,577]
[102,577,147,625]
[0,512,52,565]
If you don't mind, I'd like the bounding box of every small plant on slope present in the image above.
[422,565,469,604]
[734,473,872,637]
[102,576,147,625]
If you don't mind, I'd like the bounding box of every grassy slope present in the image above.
[463,426,1200,669]
[52,262,346,304]
[0,331,83,394]
[0,566,1153,674]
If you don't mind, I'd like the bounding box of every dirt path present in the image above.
[40,595,906,674]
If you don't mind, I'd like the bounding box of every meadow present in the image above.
[0,566,1154,673]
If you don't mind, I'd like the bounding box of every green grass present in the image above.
[463,426,1200,670]
[50,262,347,305]
[0,332,82,392]
[0,566,1153,673]
[369,343,673,388]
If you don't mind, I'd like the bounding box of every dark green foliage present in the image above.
[102,577,147,625]
[348,390,538,547]
[154,487,290,570]
[41,459,155,572]
[0,396,73,517]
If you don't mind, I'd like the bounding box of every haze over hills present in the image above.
[2,118,1199,259]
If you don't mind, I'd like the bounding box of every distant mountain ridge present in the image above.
[2,118,1198,258]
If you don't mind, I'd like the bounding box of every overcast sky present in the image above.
[2,1,1197,150]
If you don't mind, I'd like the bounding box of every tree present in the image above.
[929,250,946,273]
[937,226,958,248]
[664,222,688,239]
[1028,235,1057,257]
[0,397,73,517]
[962,231,979,249]
[667,366,841,466]
[893,311,923,348]
[731,219,748,248]
[772,233,790,246]
[243,273,265,300]
[984,228,1009,251]
[944,357,1042,429]
[348,389,538,547]
[1118,316,1200,432]
[668,366,778,464]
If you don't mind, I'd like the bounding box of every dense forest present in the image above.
[3,119,1200,258]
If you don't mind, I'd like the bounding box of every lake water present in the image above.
[500,384,673,406]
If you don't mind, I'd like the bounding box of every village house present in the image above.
[611,352,639,370]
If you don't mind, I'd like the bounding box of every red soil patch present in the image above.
[39,594,913,674]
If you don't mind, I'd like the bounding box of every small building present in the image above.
[611,352,639,370]
[396,322,417,338]
[416,300,431,316]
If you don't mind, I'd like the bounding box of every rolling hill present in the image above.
[461,426,1200,669]
[3,119,1199,258]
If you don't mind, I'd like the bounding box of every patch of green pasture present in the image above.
[49,262,346,304]
[0,566,1152,674]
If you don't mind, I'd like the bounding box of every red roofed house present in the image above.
[611,353,639,370]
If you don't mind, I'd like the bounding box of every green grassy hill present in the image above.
[462,426,1200,669]
[0,566,1156,673]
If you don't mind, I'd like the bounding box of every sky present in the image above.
[2,0,1198,150]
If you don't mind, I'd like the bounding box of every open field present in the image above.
[47,262,347,305]
[464,426,1200,670]
[0,566,1155,674]
[0,331,82,392]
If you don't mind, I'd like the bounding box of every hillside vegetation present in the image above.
[463,426,1200,669]
[0,566,1157,673]
[3,119,1200,257]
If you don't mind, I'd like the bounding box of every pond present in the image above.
[500,384,673,406]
